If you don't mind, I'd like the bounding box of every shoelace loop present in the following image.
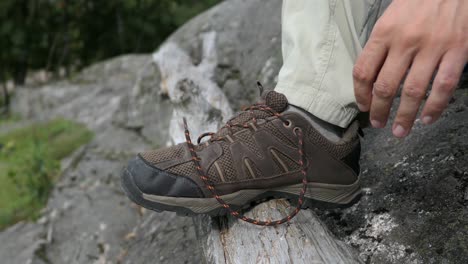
[183,113,309,226]
[196,104,283,144]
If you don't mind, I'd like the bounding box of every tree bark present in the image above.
[13,59,28,86]
[194,199,363,264]
[1,76,10,115]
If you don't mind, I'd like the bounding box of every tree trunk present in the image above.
[194,199,363,264]
[1,81,9,115]
[13,60,28,86]
[57,1,70,77]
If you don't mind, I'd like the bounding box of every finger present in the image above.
[369,48,412,128]
[392,51,441,137]
[420,48,467,124]
[353,38,388,112]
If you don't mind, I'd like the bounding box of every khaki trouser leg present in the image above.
[275,0,391,128]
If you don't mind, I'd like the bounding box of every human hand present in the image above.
[353,0,467,137]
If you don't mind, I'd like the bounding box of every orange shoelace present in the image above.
[182,106,309,226]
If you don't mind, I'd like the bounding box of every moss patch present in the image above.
[0,119,93,230]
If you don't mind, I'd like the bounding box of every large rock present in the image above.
[6,54,203,263]
[126,0,283,145]
[165,0,282,111]
[316,88,468,264]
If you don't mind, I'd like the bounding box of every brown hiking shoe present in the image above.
[122,89,361,225]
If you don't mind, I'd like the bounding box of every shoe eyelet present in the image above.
[283,119,292,128]
[293,127,301,135]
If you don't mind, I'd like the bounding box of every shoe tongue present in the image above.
[262,90,289,113]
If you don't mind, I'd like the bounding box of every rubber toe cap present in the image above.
[126,155,204,198]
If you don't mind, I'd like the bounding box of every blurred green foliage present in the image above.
[0,0,219,84]
[0,113,19,126]
[0,119,93,229]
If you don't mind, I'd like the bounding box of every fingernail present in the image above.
[393,125,407,138]
[357,103,367,112]
[422,116,432,125]
[370,119,382,128]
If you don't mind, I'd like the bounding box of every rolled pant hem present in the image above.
[276,83,359,128]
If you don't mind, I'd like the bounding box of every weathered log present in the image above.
[194,199,363,264]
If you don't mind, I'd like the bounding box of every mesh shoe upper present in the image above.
[138,90,360,197]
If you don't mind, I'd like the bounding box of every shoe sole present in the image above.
[121,168,361,216]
